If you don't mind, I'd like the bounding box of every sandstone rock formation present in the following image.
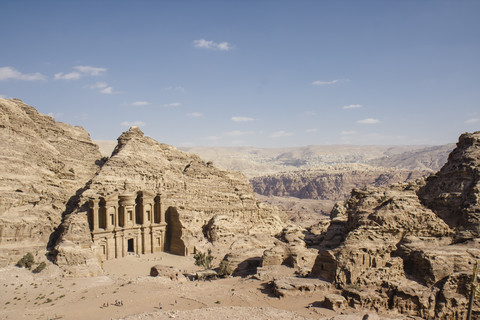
[251,165,430,226]
[251,165,428,201]
[53,126,286,276]
[0,98,101,266]
[307,131,480,319]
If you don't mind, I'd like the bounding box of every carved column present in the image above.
[88,199,99,231]
[119,192,136,228]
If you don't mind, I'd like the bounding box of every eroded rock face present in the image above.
[53,126,287,275]
[309,131,480,319]
[0,98,101,266]
[251,165,429,201]
[418,131,480,238]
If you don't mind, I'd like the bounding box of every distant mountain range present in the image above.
[97,141,454,178]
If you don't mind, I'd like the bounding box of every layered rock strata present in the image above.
[251,165,428,201]
[53,126,286,276]
[0,98,101,265]
[307,131,480,319]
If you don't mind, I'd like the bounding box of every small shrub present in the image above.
[32,262,46,274]
[16,253,35,269]
[218,260,233,277]
[194,249,214,270]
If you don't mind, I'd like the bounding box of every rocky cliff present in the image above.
[0,98,101,265]
[305,131,480,319]
[53,126,286,275]
[251,165,429,201]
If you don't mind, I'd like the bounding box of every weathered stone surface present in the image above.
[0,98,101,266]
[323,293,347,311]
[222,234,277,276]
[150,265,185,280]
[251,164,429,201]
[195,269,217,280]
[53,126,286,275]
[262,225,318,272]
[418,131,480,239]
[309,131,480,319]
[272,277,330,297]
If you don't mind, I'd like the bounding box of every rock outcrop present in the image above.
[367,144,454,172]
[0,98,101,266]
[308,131,480,319]
[53,126,286,275]
[251,165,428,201]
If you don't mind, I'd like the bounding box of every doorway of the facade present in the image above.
[127,238,134,253]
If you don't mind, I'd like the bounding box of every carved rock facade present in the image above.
[53,126,286,275]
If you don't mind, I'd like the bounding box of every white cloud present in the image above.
[204,135,221,141]
[89,82,115,94]
[100,86,114,94]
[0,66,46,81]
[55,65,106,80]
[121,120,146,127]
[343,104,362,109]
[164,86,185,92]
[270,130,293,138]
[357,118,380,124]
[73,65,106,76]
[305,128,318,133]
[465,118,480,123]
[224,130,255,137]
[231,116,256,122]
[311,79,340,86]
[186,112,203,117]
[193,39,232,51]
[341,131,357,135]
[163,102,181,108]
[131,101,150,106]
[54,72,81,80]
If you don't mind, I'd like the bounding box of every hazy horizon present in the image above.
[1,1,479,148]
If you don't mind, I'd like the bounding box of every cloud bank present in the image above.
[0,66,46,81]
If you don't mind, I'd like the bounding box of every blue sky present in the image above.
[1,0,479,147]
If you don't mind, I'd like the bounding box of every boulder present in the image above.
[272,277,330,297]
[150,265,186,281]
[323,293,347,311]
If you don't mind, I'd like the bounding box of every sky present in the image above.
[1,0,479,148]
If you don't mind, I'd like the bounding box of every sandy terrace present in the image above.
[0,252,402,320]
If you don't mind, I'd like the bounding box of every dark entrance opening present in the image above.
[127,238,134,253]
[165,207,186,255]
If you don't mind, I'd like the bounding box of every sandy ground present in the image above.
[0,252,403,320]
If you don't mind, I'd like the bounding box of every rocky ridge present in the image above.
[251,164,428,201]
[0,98,101,265]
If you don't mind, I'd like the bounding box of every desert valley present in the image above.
[1,98,480,319]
